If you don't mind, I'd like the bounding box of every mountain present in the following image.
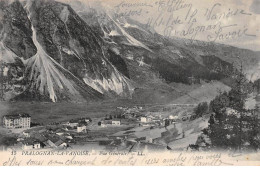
[0,0,133,102]
[0,0,259,103]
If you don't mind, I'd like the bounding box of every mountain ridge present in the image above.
[0,0,259,103]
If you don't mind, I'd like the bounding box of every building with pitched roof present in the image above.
[3,114,31,129]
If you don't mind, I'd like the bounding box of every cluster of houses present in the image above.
[19,127,70,150]
[2,115,93,150]
[110,121,179,147]
[139,114,179,127]
[116,106,143,119]
[19,117,92,150]
[97,105,181,128]
[21,133,68,150]
[64,117,92,133]
[2,108,185,152]
[98,119,121,127]
[97,106,144,127]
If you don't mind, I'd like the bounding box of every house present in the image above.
[23,131,30,138]
[140,117,146,123]
[42,141,51,149]
[140,116,152,123]
[55,140,67,148]
[3,114,31,129]
[56,132,64,136]
[99,120,112,127]
[65,135,73,140]
[33,142,41,149]
[101,123,107,127]
[22,143,33,150]
[55,128,65,136]
[84,117,92,123]
[77,125,87,133]
[68,119,79,127]
[63,127,69,131]
[47,137,67,148]
[182,116,190,121]
[112,120,121,126]
[134,127,167,143]
[17,137,24,142]
[169,115,178,120]
[46,140,56,148]
[152,117,161,123]
[68,122,79,127]
[22,139,42,150]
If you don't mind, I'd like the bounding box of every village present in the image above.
[0,104,208,152]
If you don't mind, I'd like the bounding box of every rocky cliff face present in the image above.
[0,0,133,102]
[0,0,259,103]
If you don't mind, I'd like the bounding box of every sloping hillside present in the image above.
[172,81,231,104]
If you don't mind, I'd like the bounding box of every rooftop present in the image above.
[69,119,79,123]
[22,138,40,145]
[4,113,31,119]
[112,119,121,122]
[134,127,167,140]
[54,139,65,146]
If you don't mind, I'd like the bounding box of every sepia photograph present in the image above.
[0,0,259,166]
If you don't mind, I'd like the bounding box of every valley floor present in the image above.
[0,99,210,152]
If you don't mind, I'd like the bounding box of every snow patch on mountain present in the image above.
[106,13,152,53]
[123,22,148,33]
[27,25,79,102]
[101,27,109,38]
[62,47,76,55]
[59,6,70,23]
[109,30,120,36]
[123,23,137,28]
[111,47,120,55]
[83,51,134,95]
[83,72,124,94]
[3,67,8,76]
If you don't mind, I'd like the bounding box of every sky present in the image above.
[64,0,260,51]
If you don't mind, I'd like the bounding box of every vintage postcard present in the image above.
[0,0,259,166]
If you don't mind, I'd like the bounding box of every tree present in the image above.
[202,64,260,151]
[194,102,209,117]
[164,119,170,128]
[0,136,17,147]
